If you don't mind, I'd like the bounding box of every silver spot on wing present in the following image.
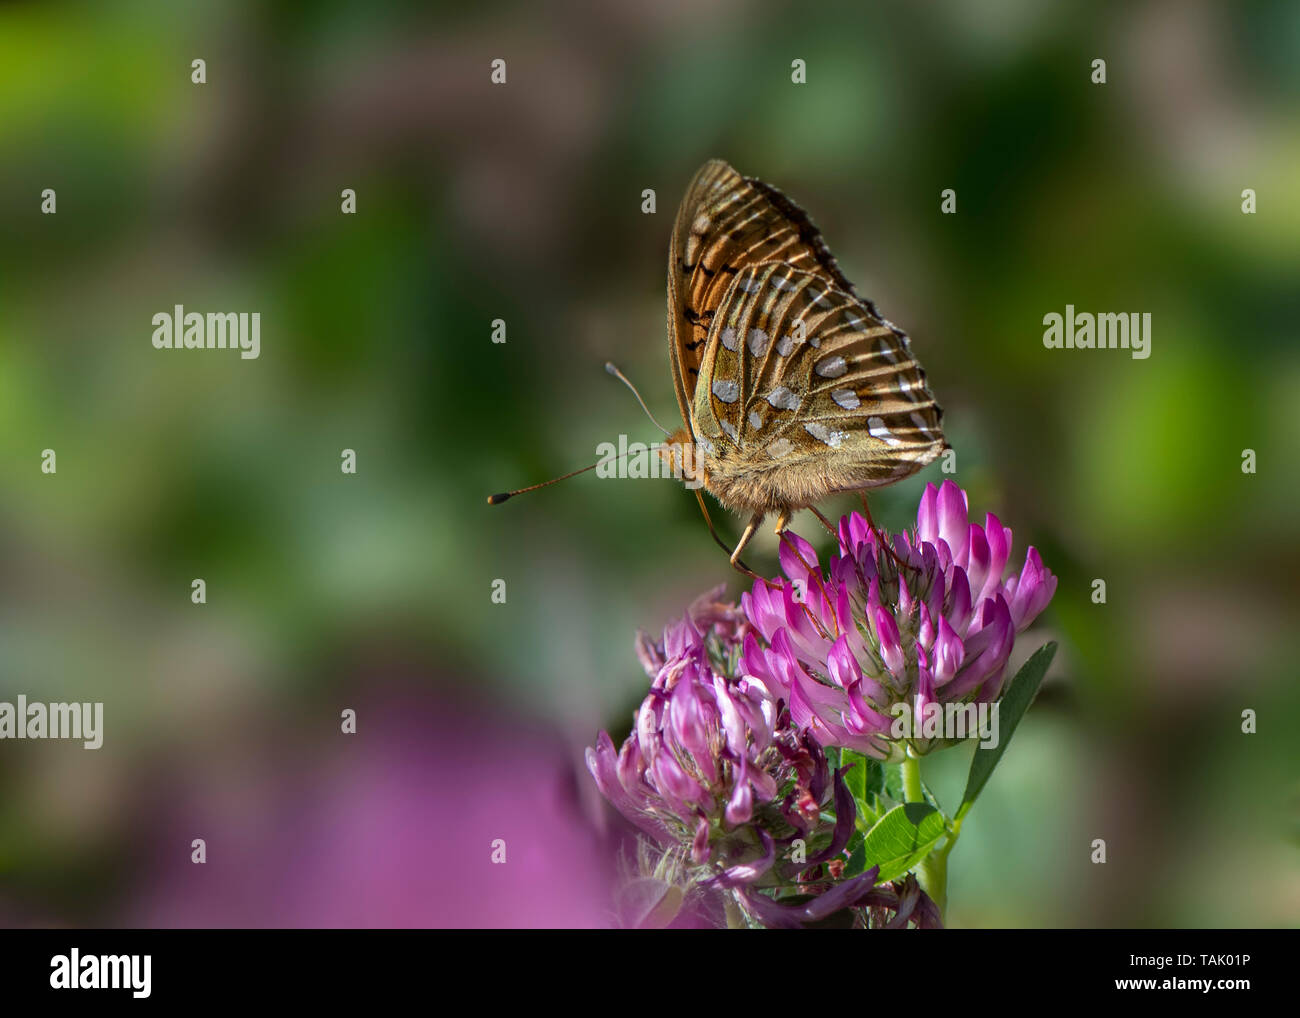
[804,422,845,448]
[766,386,800,410]
[868,416,902,446]
[712,379,740,403]
[815,355,847,378]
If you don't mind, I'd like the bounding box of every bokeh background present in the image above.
[0,0,1296,927]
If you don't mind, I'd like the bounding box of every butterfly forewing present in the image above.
[667,160,857,430]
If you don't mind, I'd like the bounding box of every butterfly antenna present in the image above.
[605,362,671,437]
[490,360,658,505]
[487,457,612,505]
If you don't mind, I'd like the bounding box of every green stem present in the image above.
[901,753,923,803]
[900,752,957,917]
[926,814,964,916]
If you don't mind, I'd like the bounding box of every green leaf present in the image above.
[858,802,947,882]
[863,755,888,798]
[843,751,892,831]
[843,829,867,877]
[842,748,868,803]
[882,760,903,801]
[959,641,1057,818]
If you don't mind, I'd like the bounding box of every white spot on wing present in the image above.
[768,438,794,458]
[804,422,845,448]
[831,388,860,410]
[721,419,738,442]
[815,355,847,378]
[898,375,922,401]
[766,386,800,411]
[747,328,770,356]
[868,416,902,446]
[777,334,795,356]
[712,379,740,403]
[748,410,763,430]
[721,327,739,351]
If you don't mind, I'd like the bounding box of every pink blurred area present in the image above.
[125,696,618,928]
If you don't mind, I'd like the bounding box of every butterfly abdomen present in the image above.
[702,446,944,516]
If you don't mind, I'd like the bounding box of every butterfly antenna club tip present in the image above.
[486,492,512,505]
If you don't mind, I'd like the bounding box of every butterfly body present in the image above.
[664,160,948,562]
[660,425,901,517]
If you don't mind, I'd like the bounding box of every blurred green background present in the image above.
[0,0,1296,927]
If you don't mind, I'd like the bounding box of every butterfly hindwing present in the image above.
[667,159,946,511]
[694,262,945,488]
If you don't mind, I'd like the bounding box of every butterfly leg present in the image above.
[695,490,761,578]
[808,505,838,538]
[729,513,765,575]
[858,492,909,570]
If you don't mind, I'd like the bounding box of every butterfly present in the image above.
[660,159,948,571]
